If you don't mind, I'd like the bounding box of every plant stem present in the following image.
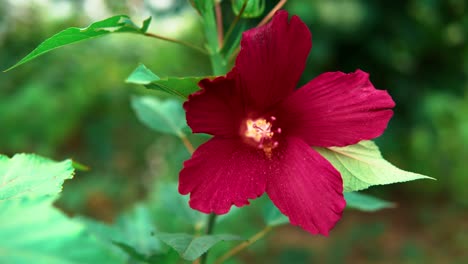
[228,46,241,64]
[257,0,288,27]
[206,213,217,235]
[144,32,208,55]
[201,1,227,75]
[197,3,225,263]
[179,135,195,155]
[214,226,272,264]
[215,1,224,47]
[200,214,218,264]
[222,0,249,50]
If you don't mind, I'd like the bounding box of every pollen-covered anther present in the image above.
[243,118,280,155]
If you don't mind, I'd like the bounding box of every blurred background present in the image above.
[0,0,467,263]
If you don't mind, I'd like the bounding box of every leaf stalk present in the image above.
[214,226,272,264]
[144,32,208,54]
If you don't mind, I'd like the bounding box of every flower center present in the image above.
[243,116,281,158]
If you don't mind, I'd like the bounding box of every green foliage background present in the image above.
[1,0,466,263]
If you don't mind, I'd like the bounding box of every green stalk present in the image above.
[200,0,227,75]
[200,214,218,264]
[198,1,224,264]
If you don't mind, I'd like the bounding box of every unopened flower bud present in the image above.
[231,0,265,18]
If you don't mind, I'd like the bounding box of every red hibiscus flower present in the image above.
[179,11,395,235]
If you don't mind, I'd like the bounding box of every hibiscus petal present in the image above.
[278,70,395,147]
[267,137,345,235]
[179,137,267,214]
[184,75,243,137]
[234,10,311,111]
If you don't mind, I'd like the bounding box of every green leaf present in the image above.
[344,192,395,212]
[156,233,241,261]
[126,64,204,99]
[71,160,90,171]
[81,204,162,260]
[0,154,74,201]
[112,243,179,264]
[140,17,153,33]
[112,242,148,262]
[146,248,179,264]
[131,96,188,137]
[191,0,214,14]
[0,197,125,264]
[315,141,434,192]
[6,15,151,71]
[264,191,395,227]
[146,77,204,99]
[154,182,206,228]
[126,64,160,84]
[113,205,161,257]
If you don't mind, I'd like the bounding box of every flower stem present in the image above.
[180,135,195,155]
[197,3,227,264]
[206,213,217,235]
[257,0,288,27]
[200,214,218,264]
[214,226,272,264]
[144,32,208,55]
[201,1,227,75]
[215,1,224,47]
